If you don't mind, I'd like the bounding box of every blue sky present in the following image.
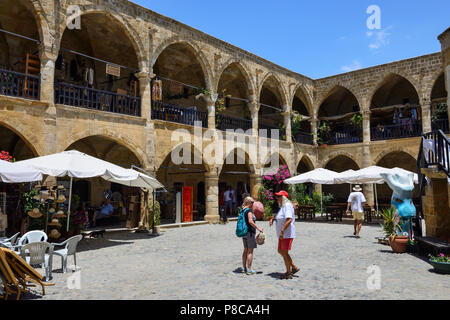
[132,0,449,79]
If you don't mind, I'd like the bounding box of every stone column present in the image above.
[361,110,374,207]
[249,173,263,200]
[206,92,218,130]
[421,99,432,134]
[248,99,259,137]
[438,29,450,131]
[204,171,220,224]
[311,119,318,145]
[39,45,57,105]
[136,71,152,120]
[282,106,292,142]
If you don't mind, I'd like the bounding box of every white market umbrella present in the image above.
[284,168,341,214]
[334,166,418,214]
[17,150,165,231]
[0,159,43,183]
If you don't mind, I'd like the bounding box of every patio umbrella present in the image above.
[284,168,341,213]
[17,150,165,231]
[0,159,43,183]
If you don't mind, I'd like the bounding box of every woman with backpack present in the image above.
[240,197,263,275]
[269,191,300,279]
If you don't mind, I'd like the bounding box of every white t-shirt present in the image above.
[224,190,234,202]
[347,192,366,213]
[275,202,296,239]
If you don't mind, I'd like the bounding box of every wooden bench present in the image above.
[416,236,450,256]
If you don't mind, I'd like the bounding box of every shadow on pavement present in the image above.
[76,238,133,253]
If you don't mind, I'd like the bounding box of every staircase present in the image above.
[417,129,450,244]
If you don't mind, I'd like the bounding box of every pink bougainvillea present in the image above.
[0,151,12,162]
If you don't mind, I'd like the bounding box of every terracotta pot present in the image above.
[389,235,408,253]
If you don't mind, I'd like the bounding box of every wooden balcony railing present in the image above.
[371,120,422,141]
[0,68,40,100]
[216,114,252,133]
[151,101,207,128]
[54,82,141,116]
[327,126,362,145]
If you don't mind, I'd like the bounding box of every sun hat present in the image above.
[28,207,43,219]
[48,208,56,214]
[275,190,289,198]
[49,229,61,239]
[56,195,67,203]
[353,185,362,192]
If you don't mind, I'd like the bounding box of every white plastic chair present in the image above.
[53,235,82,273]
[15,230,48,255]
[19,241,53,281]
[0,232,20,249]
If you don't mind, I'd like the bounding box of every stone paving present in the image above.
[21,221,450,300]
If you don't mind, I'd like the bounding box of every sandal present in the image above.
[246,269,256,275]
[280,273,292,279]
[292,267,300,275]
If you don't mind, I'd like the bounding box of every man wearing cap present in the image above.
[269,190,300,279]
[346,185,366,238]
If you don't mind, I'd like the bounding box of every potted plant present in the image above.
[428,253,450,274]
[379,207,408,253]
[317,121,330,146]
[350,113,363,129]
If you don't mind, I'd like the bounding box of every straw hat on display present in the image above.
[50,229,61,239]
[48,208,56,214]
[57,185,65,190]
[56,195,67,203]
[28,207,43,219]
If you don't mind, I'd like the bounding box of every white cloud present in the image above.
[367,26,392,51]
[341,60,362,72]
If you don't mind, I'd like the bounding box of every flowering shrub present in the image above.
[429,253,450,263]
[0,150,13,162]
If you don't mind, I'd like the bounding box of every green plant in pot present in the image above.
[291,110,303,139]
[350,113,363,129]
[379,207,408,253]
[316,121,330,146]
[428,253,450,274]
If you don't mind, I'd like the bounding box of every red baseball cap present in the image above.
[275,190,289,198]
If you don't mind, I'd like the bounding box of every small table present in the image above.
[297,205,315,220]
[325,205,344,222]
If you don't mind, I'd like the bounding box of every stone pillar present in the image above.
[282,106,292,142]
[206,92,218,130]
[311,119,318,145]
[39,46,57,105]
[249,173,263,200]
[421,100,432,134]
[204,171,220,224]
[136,71,152,120]
[361,110,374,207]
[248,100,259,137]
[438,29,450,131]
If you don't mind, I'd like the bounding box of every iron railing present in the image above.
[259,124,286,140]
[431,119,449,134]
[371,120,422,141]
[326,126,362,145]
[0,68,40,100]
[293,131,313,145]
[55,82,141,116]
[151,101,207,128]
[216,114,252,133]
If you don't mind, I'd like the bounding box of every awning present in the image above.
[0,160,43,183]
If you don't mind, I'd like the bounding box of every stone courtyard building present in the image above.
[0,0,448,224]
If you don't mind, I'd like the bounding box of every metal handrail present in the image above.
[215,114,252,132]
[151,100,207,128]
[0,68,40,100]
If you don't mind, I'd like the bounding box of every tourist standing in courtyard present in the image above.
[269,191,300,279]
[240,197,263,275]
[346,185,367,238]
[223,186,234,223]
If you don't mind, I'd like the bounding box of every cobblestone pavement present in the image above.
[23,221,450,300]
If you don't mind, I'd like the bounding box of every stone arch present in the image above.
[151,36,213,90]
[218,147,257,176]
[0,119,41,158]
[156,142,209,173]
[291,83,314,116]
[296,155,315,175]
[317,84,362,115]
[430,71,447,101]
[14,0,52,48]
[57,6,147,71]
[213,59,256,97]
[262,152,292,174]
[61,129,148,169]
[258,72,288,107]
[322,151,361,169]
[368,72,421,107]
[374,147,417,165]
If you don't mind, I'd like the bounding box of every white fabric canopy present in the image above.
[16,150,164,189]
[334,166,418,185]
[0,159,43,183]
[284,168,341,185]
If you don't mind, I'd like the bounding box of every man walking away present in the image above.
[346,185,366,238]
[222,186,234,223]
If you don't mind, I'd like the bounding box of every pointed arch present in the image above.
[214,59,256,97]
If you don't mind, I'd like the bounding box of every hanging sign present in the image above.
[106,63,121,77]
